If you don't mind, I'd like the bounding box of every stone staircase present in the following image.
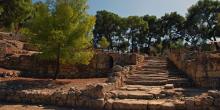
[105,57,206,110]
[124,58,192,88]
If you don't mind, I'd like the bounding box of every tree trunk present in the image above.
[53,44,61,80]
[146,37,152,54]
[213,36,220,51]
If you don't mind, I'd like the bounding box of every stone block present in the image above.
[208,90,220,98]
[148,100,165,110]
[164,84,174,89]
[161,102,175,110]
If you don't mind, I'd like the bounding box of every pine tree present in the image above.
[27,0,95,80]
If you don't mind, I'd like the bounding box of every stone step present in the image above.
[146,61,167,63]
[132,71,168,75]
[125,80,168,86]
[127,77,168,81]
[106,99,183,110]
[145,63,167,66]
[129,73,169,77]
[105,99,148,110]
[135,69,168,73]
[110,90,155,100]
[120,85,164,91]
[141,65,167,69]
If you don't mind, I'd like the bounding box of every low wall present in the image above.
[168,49,220,88]
[0,65,137,109]
[0,52,144,78]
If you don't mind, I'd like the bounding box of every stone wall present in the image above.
[0,64,136,109]
[0,52,144,78]
[168,49,220,88]
[1,84,220,110]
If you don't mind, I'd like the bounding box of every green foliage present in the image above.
[143,15,160,53]
[98,37,110,49]
[94,10,121,49]
[126,16,148,52]
[27,0,95,65]
[0,0,33,31]
[186,0,220,49]
[0,6,3,15]
[118,41,129,52]
[160,12,185,44]
[170,39,184,49]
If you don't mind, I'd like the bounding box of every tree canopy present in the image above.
[26,0,95,79]
[0,0,33,32]
[1,0,220,58]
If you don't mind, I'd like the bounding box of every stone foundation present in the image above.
[0,64,136,109]
[168,49,220,89]
[1,88,220,110]
[0,52,144,78]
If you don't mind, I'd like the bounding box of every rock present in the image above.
[174,100,185,110]
[83,83,105,99]
[185,98,195,110]
[148,100,165,110]
[164,84,174,89]
[129,65,136,71]
[112,99,148,110]
[194,97,202,106]
[112,65,123,72]
[89,98,105,110]
[214,98,220,107]
[201,96,214,109]
[208,90,220,98]
[161,90,175,97]
[104,99,114,110]
[107,76,117,83]
[76,96,90,107]
[114,72,122,77]
[161,102,175,110]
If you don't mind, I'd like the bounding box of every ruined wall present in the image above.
[0,52,144,78]
[0,64,136,110]
[168,49,220,88]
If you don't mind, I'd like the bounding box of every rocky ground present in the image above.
[0,77,107,91]
[0,102,90,110]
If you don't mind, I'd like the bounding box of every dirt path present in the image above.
[0,103,90,110]
[0,77,107,91]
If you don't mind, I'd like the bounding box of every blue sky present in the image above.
[33,0,199,17]
[88,0,199,17]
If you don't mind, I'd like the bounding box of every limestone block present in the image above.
[112,99,148,110]
[161,102,175,110]
[208,90,220,98]
[148,100,165,110]
[164,84,174,89]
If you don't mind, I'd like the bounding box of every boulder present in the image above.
[208,90,220,98]
[112,65,123,72]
